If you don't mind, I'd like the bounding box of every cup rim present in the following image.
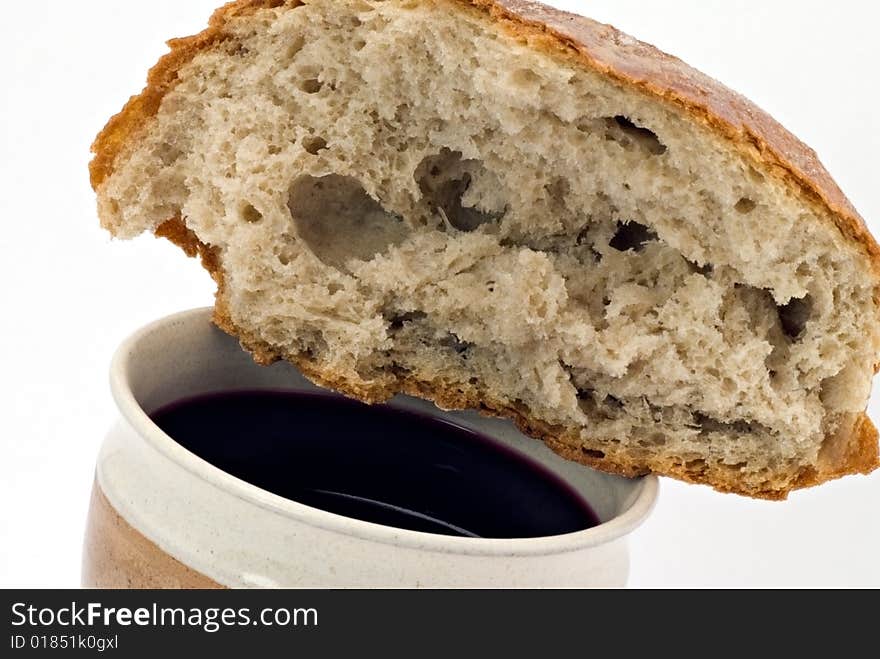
[110,308,659,557]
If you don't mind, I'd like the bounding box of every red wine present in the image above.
[151,391,599,539]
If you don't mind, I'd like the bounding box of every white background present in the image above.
[1,0,878,588]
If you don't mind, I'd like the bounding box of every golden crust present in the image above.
[100,0,880,498]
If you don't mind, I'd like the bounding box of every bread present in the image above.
[91,0,880,499]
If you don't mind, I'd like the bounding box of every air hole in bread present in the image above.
[747,167,765,184]
[350,0,374,12]
[302,136,328,155]
[284,35,305,60]
[156,142,183,166]
[693,412,761,435]
[509,68,541,88]
[688,259,714,277]
[735,197,757,214]
[415,149,505,232]
[276,233,297,266]
[240,203,263,224]
[605,116,667,155]
[299,78,323,94]
[545,177,570,208]
[576,388,595,402]
[778,295,813,340]
[277,249,293,266]
[223,39,251,57]
[576,389,623,420]
[609,221,658,252]
[582,448,606,459]
[386,310,427,331]
[288,174,409,269]
[605,395,625,410]
[441,332,474,356]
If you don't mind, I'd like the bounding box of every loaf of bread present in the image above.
[92,0,880,499]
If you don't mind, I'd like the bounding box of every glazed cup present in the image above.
[82,308,658,588]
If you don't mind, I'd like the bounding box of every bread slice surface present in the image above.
[92,0,880,498]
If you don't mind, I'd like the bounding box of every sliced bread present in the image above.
[91,0,880,498]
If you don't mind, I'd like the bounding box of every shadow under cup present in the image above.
[82,309,658,588]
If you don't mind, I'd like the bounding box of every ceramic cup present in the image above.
[82,308,658,588]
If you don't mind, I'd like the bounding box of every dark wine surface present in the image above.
[151,391,599,539]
